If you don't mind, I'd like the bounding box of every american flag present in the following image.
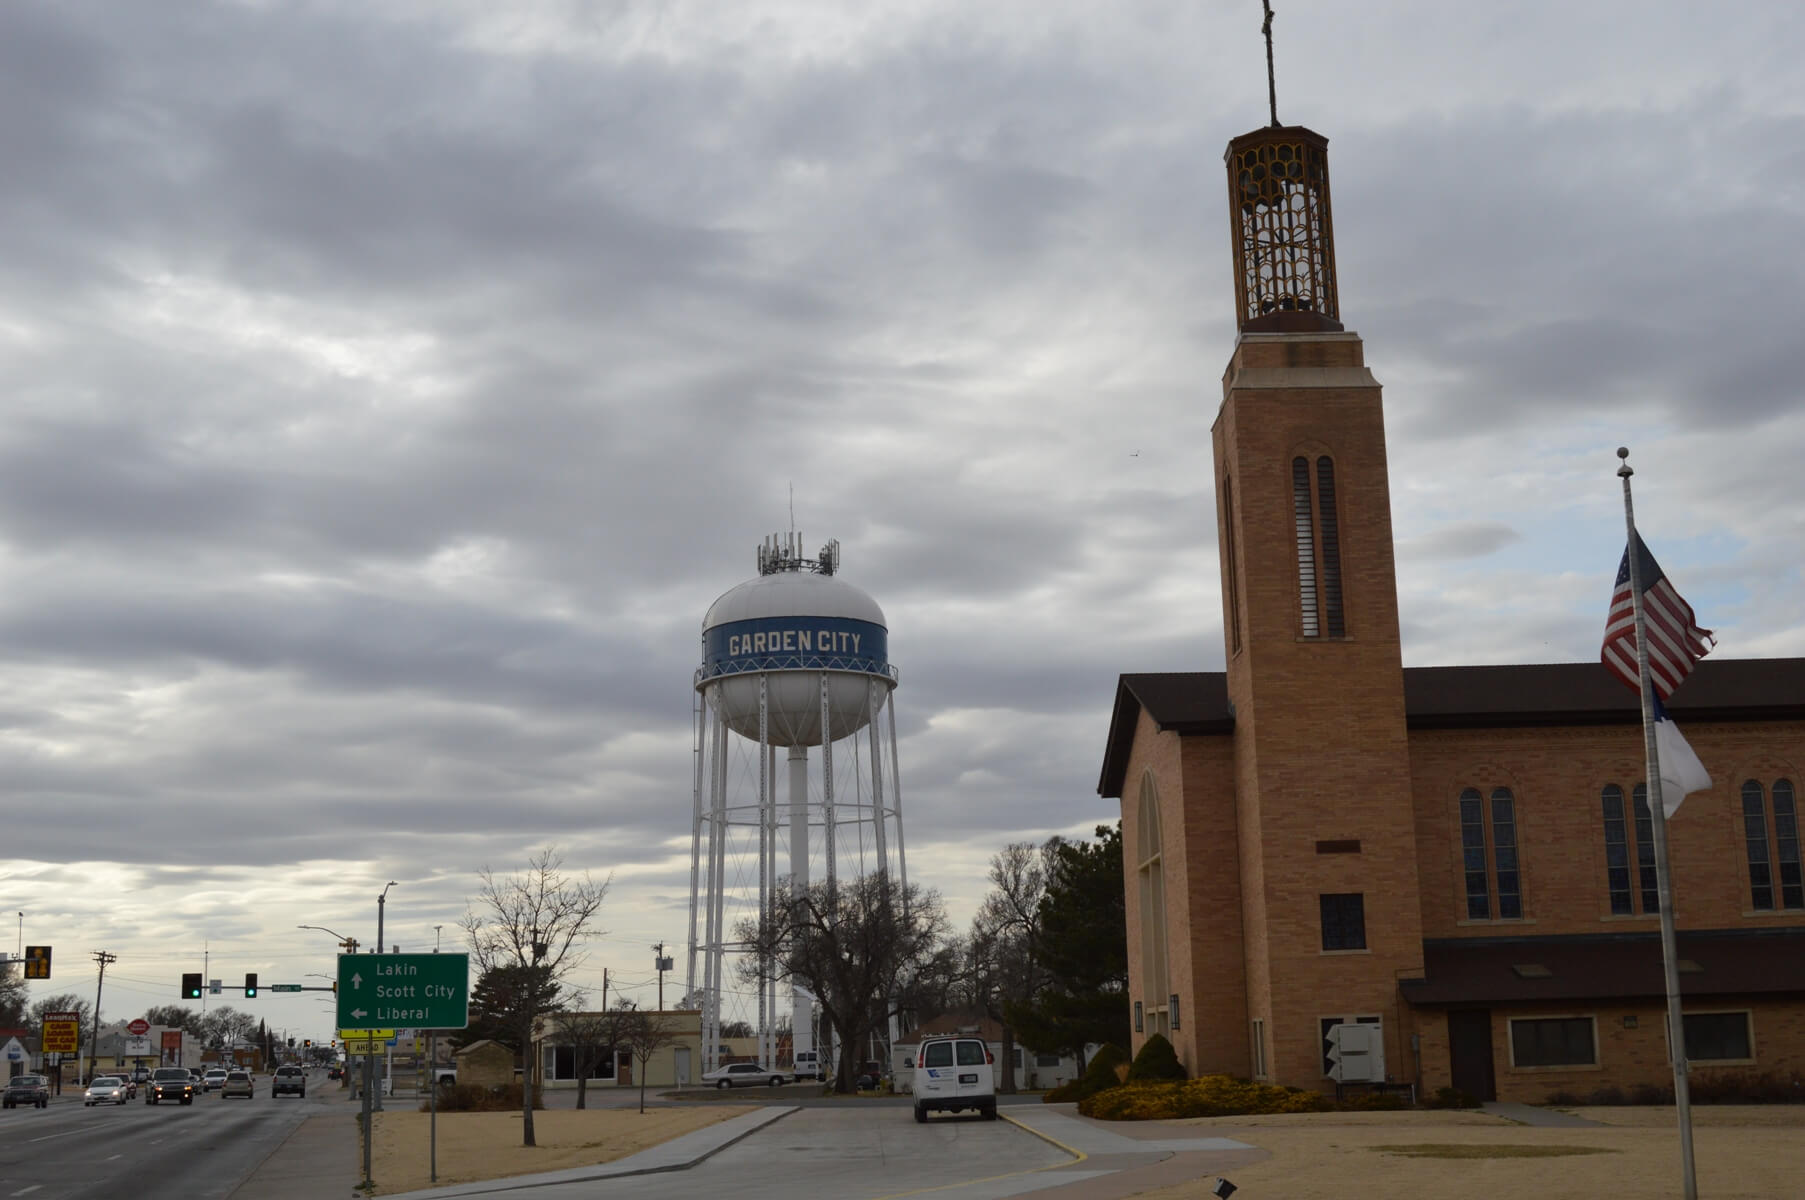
[1601,533,1715,700]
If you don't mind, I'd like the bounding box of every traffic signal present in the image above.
[304,1039,312,1048]
[244,972,258,997]
[287,1036,295,1048]
[24,945,50,979]
[332,981,338,995]
[182,972,203,999]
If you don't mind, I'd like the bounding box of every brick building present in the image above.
[1097,122,1805,1104]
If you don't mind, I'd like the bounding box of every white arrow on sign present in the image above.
[350,972,363,989]
[351,1008,368,1019]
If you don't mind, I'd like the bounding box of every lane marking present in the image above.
[13,1186,44,1196]
[28,1127,94,1144]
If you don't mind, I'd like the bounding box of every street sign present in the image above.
[337,1028,397,1041]
[41,1011,80,1054]
[127,1018,150,1036]
[336,953,469,1030]
[270,984,303,992]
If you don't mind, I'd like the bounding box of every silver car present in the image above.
[85,1075,129,1106]
[699,1061,785,1089]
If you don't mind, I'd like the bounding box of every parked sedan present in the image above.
[700,1062,786,1089]
[85,1076,130,1106]
[2,1074,50,1109]
[220,1070,254,1099]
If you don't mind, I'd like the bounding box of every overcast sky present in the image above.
[3,0,1801,1041]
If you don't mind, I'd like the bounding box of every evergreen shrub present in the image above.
[1125,1034,1186,1082]
[1044,1043,1129,1104]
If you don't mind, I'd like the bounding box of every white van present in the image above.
[791,1050,827,1082]
[912,1035,996,1121]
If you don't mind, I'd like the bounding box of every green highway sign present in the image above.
[336,952,469,1030]
[270,984,303,992]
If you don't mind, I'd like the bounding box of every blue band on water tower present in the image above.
[703,616,889,679]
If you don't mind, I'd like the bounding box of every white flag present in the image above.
[1654,713,1712,818]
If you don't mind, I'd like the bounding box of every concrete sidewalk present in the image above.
[232,1108,365,1199]
[230,1097,795,1200]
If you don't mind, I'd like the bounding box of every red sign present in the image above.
[128,1019,150,1035]
[161,1030,183,1050]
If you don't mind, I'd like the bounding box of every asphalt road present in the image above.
[0,1077,326,1200]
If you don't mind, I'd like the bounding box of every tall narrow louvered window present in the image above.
[1316,457,1345,635]
[1292,458,1318,636]
[1292,454,1345,638]
[1224,477,1243,654]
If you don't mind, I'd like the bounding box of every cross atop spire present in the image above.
[1262,1,1280,128]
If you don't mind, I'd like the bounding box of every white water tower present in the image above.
[688,534,908,1075]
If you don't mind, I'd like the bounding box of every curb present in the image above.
[999,1111,1089,1164]
[378,1105,800,1199]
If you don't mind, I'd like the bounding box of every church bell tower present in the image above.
[1210,75,1425,1086]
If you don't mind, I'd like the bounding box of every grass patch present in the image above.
[1372,1144,1620,1160]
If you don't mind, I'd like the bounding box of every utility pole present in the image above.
[601,968,608,1011]
[652,942,669,1011]
[90,950,117,1083]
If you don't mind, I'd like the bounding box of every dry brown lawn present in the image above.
[366,1104,754,1195]
[1127,1107,1805,1200]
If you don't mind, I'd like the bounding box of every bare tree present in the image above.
[613,1004,679,1114]
[461,846,610,1147]
[552,997,627,1110]
[736,871,948,1094]
[969,842,1051,1093]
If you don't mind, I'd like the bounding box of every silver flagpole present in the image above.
[1616,446,1698,1200]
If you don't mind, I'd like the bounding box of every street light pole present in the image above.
[371,883,396,1115]
[378,881,396,955]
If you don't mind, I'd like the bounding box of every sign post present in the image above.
[337,954,468,1192]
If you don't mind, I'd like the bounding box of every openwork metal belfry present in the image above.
[1224,125,1342,333]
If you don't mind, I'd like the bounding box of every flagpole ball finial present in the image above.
[1617,446,1633,478]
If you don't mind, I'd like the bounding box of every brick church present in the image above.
[1097,122,1805,1103]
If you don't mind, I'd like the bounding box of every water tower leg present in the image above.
[788,742,811,1067]
[820,672,837,890]
[686,688,706,1008]
[756,677,771,1068]
[867,682,888,872]
[887,697,909,895]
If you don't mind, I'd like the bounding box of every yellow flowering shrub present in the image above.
[1077,1075,1337,1120]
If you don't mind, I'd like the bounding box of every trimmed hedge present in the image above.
[425,1082,543,1112]
[1078,1075,1335,1120]
[1126,1034,1187,1082]
[1545,1071,1805,1108]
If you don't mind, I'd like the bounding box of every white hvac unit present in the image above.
[1326,1022,1384,1083]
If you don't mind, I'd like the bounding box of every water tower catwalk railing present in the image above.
[687,536,908,1078]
